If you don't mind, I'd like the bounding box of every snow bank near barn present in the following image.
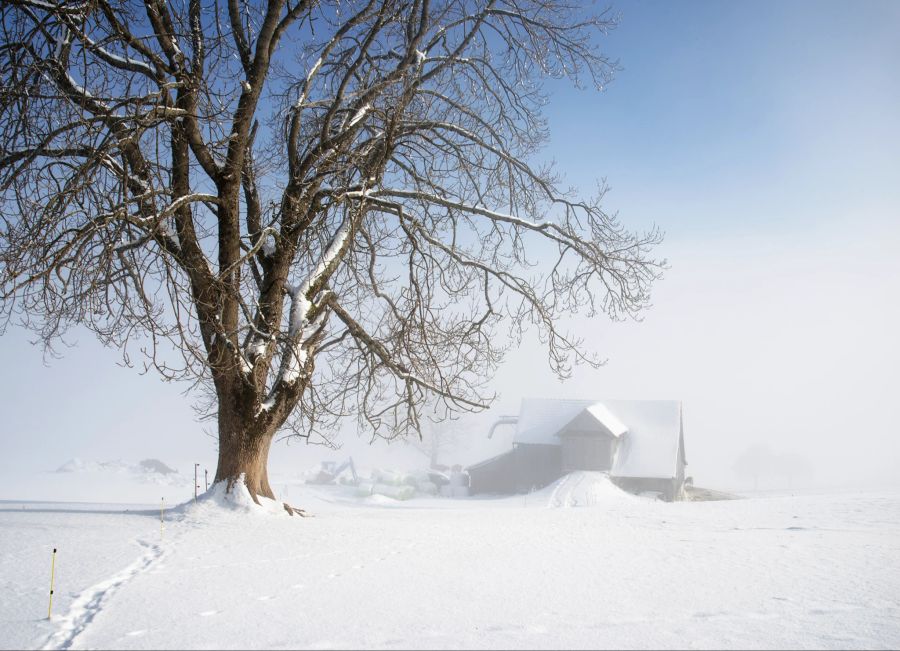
[540,471,640,508]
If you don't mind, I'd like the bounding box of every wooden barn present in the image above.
[467,398,688,501]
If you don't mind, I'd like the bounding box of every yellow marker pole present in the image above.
[47,548,57,619]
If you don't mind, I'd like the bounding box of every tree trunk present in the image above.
[214,410,275,503]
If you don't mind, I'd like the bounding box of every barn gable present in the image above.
[558,403,629,439]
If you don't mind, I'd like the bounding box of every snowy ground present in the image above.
[2,474,899,650]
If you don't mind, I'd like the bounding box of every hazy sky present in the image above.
[1,0,898,491]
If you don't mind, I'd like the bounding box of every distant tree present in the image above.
[733,445,815,490]
[0,0,662,508]
[732,445,773,490]
[773,452,814,489]
[407,414,467,469]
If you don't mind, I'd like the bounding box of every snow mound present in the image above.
[176,477,294,520]
[542,471,639,508]
[365,493,406,506]
[54,458,188,486]
[139,458,178,474]
[55,458,102,473]
[56,458,139,474]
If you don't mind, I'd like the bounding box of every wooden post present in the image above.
[160,498,164,538]
[47,548,57,619]
[205,469,209,491]
[194,463,199,502]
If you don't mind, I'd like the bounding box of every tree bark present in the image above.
[214,410,275,502]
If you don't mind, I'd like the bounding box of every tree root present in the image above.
[283,502,311,517]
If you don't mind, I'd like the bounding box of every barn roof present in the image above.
[513,398,683,479]
[559,403,629,439]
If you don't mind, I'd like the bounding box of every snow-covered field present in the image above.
[2,474,899,650]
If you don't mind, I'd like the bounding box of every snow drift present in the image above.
[541,471,640,508]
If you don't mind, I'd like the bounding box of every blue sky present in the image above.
[543,0,900,237]
[1,1,898,490]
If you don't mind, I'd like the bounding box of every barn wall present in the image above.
[467,445,563,495]
[560,433,616,473]
[467,450,517,494]
[514,444,563,493]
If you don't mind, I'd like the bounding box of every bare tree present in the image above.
[0,0,663,508]
[407,412,467,470]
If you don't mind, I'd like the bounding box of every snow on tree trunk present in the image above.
[214,417,275,502]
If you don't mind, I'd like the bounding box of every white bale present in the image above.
[405,471,431,487]
[371,469,407,486]
[416,480,438,495]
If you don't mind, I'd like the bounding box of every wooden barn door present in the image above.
[562,435,614,472]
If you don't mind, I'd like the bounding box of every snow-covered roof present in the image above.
[513,398,683,479]
[558,403,629,438]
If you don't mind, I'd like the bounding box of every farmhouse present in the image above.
[468,398,688,501]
